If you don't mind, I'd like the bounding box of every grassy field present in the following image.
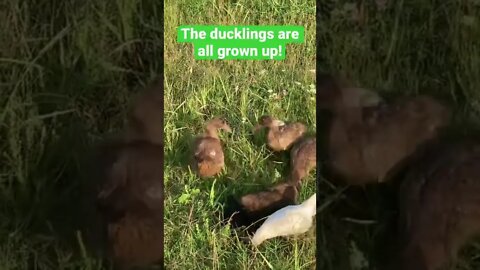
[163,0,316,269]
[318,1,480,270]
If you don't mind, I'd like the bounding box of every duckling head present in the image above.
[205,117,232,133]
[239,182,299,213]
[318,73,343,111]
[125,82,163,145]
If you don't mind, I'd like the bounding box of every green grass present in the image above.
[1,0,162,269]
[163,0,316,269]
[318,1,480,270]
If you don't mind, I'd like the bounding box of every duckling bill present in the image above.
[192,117,231,178]
[254,115,307,151]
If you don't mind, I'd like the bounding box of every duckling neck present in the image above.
[205,127,219,139]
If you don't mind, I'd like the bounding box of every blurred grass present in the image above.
[163,0,316,269]
[318,1,480,270]
[0,0,162,268]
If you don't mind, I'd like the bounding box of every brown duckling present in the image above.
[340,87,383,108]
[289,136,317,185]
[95,81,164,269]
[393,141,480,270]
[192,117,231,177]
[319,73,450,185]
[224,182,299,234]
[254,115,307,151]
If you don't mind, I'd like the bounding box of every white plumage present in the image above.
[251,193,317,246]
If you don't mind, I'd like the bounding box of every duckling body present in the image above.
[395,141,480,270]
[224,182,298,234]
[125,81,163,145]
[290,136,317,184]
[97,141,164,270]
[95,81,164,269]
[251,193,316,246]
[107,212,163,270]
[192,118,231,178]
[255,115,307,151]
[319,73,450,185]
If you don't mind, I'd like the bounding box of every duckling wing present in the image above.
[193,137,223,162]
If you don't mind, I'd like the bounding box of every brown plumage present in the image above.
[97,141,164,270]
[240,182,299,214]
[319,73,450,185]
[254,115,307,151]
[289,136,317,185]
[96,81,164,270]
[224,182,299,234]
[192,117,231,178]
[107,211,163,270]
[394,141,480,270]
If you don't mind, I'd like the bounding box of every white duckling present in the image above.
[251,193,316,246]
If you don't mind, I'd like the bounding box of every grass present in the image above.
[163,0,316,269]
[318,1,480,270]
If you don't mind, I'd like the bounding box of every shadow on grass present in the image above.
[165,129,196,169]
[0,119,112,268]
